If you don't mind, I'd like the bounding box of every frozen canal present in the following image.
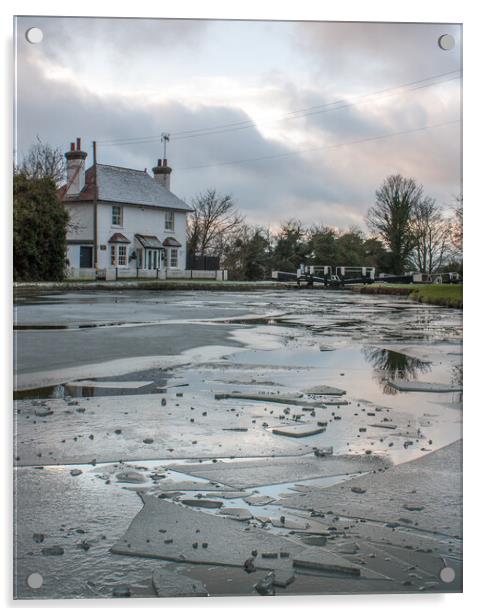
[13,288,463,598]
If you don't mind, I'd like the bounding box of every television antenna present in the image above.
[161,133,170,160]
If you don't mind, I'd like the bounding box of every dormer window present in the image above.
[112,205,123,226]
[165,210,175,231]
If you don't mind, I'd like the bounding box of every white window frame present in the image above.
[110,244,128,267]
[117,245,127,266]
[112,205,123,227]
[165,210,175,231]
[169,247,178,268]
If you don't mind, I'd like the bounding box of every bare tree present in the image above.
[17,138,66,186]
[15,139,82,235]
[411,198,451,273]
[187,189,244,257]
[451,194,463,255]
[367,174,422,274]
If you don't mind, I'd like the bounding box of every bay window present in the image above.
[118,245,127,266]
[110,244,128,266]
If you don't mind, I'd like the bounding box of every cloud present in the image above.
[16,16,211,97]
[18,16,209,62]
[15,17,462,232]
[294,21,462,90]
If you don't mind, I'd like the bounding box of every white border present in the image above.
[1,1,480,614]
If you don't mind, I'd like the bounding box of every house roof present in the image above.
[108,233,131,244]
[163,237,182,248]
[135,234,163,249]
[60,164,192,212]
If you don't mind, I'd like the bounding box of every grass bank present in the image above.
[355,283,462,308]
[410,284,463,308]
[13,279,296,292]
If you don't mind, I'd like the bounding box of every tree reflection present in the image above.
[451,362,463,386]
[451,362,463,403]
[363,347,432,395]
[64,384,95,398]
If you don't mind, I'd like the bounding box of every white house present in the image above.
[60,138,192,278]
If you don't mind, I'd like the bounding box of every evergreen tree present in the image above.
[13,173,69,281]
[244,228,272,280]
[272,220,309,272]
[335,229,366,266]
[308,225,339,266]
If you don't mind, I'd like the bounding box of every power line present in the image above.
[99,70,460,145]
[97,69,461,147]
[176,119,460,171]
[173,76,461,144]
[173,74,461,141]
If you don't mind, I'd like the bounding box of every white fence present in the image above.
[65,267,97,280]
[66,268,228,282]
[165,269,228,280]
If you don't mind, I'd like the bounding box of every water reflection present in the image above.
[14,383,97,400]
[363,347,432,395]
[451,362,463,386]
[14,369,169,400]
[451,362,463,403]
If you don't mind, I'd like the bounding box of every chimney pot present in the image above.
[152,158,172,190]
[70,142,75,151]
[76,138,81,150]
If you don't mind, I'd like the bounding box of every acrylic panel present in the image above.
[13,16,462,599]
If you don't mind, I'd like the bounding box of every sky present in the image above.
[14,16,462,231]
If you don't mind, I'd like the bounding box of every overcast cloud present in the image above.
[15,16,462,231]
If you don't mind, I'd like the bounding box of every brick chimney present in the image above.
[64,138,87,196]
[152,158,172,191]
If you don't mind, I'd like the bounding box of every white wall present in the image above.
[65,203,94,268]
[97,203,188,270]
[65,203,94,241]
[66,244,79,266]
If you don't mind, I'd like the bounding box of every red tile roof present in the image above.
[108,233,130,244]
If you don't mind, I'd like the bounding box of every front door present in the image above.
[79,245,93,268]
[145,249,159,270]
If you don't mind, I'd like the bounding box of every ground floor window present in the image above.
[169,248,178,268]
[110,243,128,266]
[118,245,127,265]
